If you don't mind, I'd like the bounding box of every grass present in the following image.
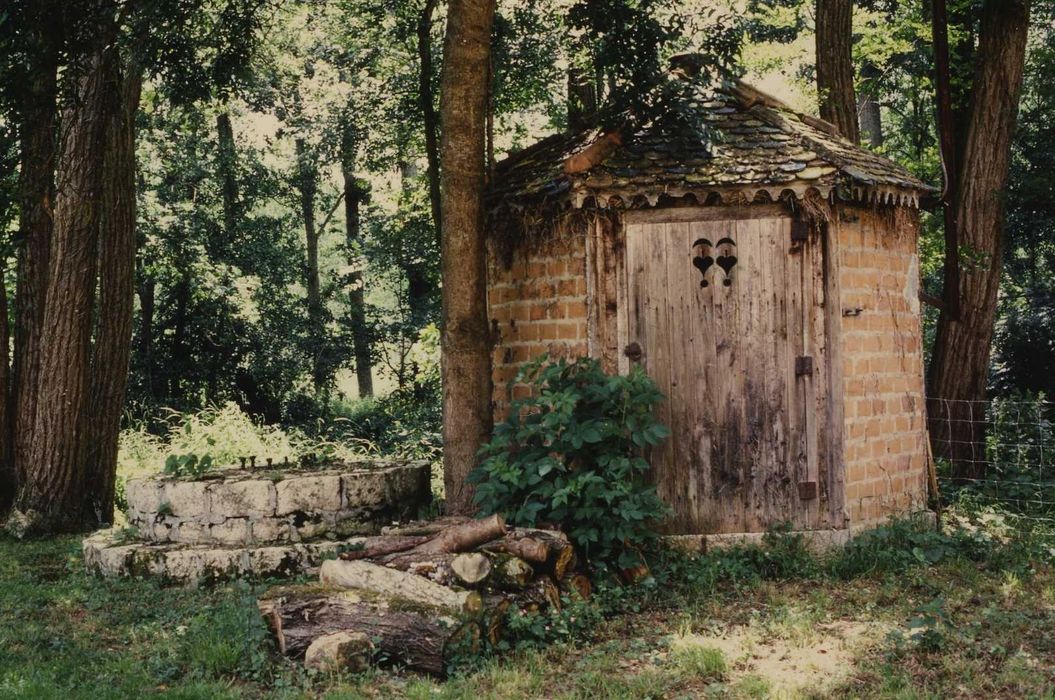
[1,512,1053,699]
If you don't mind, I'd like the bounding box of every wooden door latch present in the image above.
[795,355,814,377]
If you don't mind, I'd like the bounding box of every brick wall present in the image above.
[835,205,929,526]
[487,234,591,419]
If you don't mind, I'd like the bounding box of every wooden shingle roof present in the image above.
[490,78,934,211]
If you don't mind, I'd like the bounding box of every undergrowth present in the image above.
[488,508,1055,661]
[2,504,1052,698]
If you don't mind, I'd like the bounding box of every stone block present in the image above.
[210,518,250,545]
[174,520,207,543]
[163,549,204,582]
[275,476,342,516]
[342,470,387,508]
[163,481,209,517]
[248,546,299,577]
[125,478,164,513]
[150,518,177,543]
[333,513,380,538]
[199,548,246,580]
[208,480,275,518]
[251,517,290,544]
[292,512,336,542]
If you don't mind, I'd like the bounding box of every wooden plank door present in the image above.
[623,215,828,534]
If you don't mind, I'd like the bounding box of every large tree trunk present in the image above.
[815,0,859,143]
[15,40,116,534]
[10,7,59,515]
[341,128,374,398]
[79,66,142,526]
[295,138,325,392]
[438,0,496,514]
[857,61,883,148]
[928,0,1031,481]
[931,0,961,322]
[418,0,443,246]
[567,64,598,132]
[216,111,239,248]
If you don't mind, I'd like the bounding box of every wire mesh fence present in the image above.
[927,396,1055,524]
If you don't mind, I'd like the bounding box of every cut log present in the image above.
[482,536,550,564]
[339,535,432,561]
[481,595,512,646]
[259,591,477,676]
[450,552,492,585]
[319,559,482,615]
[414,513,506,554]
[381,515,471,537]
[620,561,650,585]
[507,528,574,578]
[562,573,592,601]
[491,555,534,590]
[564,131,622,174]
[518,575,561,613]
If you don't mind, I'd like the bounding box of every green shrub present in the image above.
[163,453,215,479]
[470,356,670,567]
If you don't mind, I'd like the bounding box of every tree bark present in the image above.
[418,0,443,246]
[11,6,59,515]
[815,0,859,143]
[340,128,373,398]
[928,0,1031,481]
[414,512,505,553]
[438,0,497,514]
[216,111,239,247]
[16,39,116,534]
[295,138,325,392]
[857,61,883,148]
[567,63,598,132]
[79,66,142,526]
[931,0,961,322]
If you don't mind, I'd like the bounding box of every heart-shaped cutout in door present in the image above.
[715,237,737,286]
[691,238,714,287]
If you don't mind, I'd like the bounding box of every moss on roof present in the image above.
[490,78,933,210]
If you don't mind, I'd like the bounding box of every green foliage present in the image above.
[120,403,302,477]
[471,356,670,566]
[499,593,606,652]
[163,453,215,479]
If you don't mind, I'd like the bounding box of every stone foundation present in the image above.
[85,459,433,583]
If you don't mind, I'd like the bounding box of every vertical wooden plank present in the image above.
[585,216,600,360]
[732,217,754,533]
[810,219,830,528]
[764,218,792,529]
[666,222,701,531]
[825,211,847,528]
[710,218,742,532]
[799,219,820,527]
[616,218,631,377]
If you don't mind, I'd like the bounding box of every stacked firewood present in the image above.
[258,514,589,675]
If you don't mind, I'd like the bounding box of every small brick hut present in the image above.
[485,73,934,539]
